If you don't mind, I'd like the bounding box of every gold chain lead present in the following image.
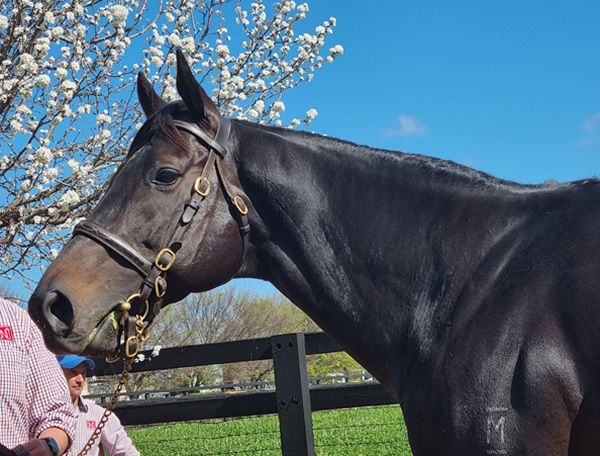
[76,359,133,456]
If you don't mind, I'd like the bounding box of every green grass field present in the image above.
[127,404,413,455]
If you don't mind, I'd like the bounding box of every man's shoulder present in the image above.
[0,298,27,321]
[0,298,33,344]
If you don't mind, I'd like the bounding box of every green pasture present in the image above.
[127,404,412,455]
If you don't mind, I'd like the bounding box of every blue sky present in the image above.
[296,0,600,183]
[234,0,600,295]
[8,1,600,300]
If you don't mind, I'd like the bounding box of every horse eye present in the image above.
[153,168,182,186]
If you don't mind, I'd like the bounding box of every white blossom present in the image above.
[44,11,55,24]
[16,105,32,116]
[35,146,53,165]
[59,190,80,206]
[216,44,230,57]
[167,32,182,48]
[61,80,76,91]
[99,129,111,140]
[43,167,58,183]
[272,101,286,112]
[110,5,129,24]
[77,104,92,114]
[330,44,344,55]
[68,160,80,172]
[50,26,64,40]
[16,53,37,75]
[96,114,112,125]
[55,67,67,80]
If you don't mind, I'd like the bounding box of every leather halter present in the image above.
[72,116,250,359]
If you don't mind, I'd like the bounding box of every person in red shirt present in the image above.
[57,355,139,456]
[0,298,75,456]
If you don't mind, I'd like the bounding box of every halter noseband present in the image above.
[72,116,250,359]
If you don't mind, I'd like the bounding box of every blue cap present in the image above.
[56,355,95,370]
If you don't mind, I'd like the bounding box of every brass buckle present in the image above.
[138,297,150,320]
[125,336,139,358]
[194,176,211,196]
[155,248,176,271]
[154,276,167,298]
[233,195,248,215]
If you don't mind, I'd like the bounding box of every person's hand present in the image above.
[21,439,53,456]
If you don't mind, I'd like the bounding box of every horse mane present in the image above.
[235,120,586,194]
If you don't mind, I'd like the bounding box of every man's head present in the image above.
[57,355,95,403]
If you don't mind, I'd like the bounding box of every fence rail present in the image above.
[90,332,397,456]
[91,331,341,375]
[87,373,377,403]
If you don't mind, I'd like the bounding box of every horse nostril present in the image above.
[46,291,75,330]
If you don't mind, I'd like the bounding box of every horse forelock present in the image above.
[128,103,194,157]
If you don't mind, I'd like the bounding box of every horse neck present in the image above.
[233,121,543,393]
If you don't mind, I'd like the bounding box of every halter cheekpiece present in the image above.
[72,115,250,359]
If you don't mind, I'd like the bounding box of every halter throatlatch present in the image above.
[72,116,250,359]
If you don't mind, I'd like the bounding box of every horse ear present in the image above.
[175,49,219,120]
[137,72,166,118]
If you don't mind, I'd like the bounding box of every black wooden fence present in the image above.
[90,332,396,456]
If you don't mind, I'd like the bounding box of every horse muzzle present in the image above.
[28,287,119,356]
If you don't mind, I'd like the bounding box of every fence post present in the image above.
[272,333,315,456]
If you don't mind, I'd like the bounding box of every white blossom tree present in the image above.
[0,0,342,284]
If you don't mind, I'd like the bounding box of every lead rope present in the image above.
[77,309,150,456]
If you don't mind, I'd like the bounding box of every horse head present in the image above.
[28,50,251,357]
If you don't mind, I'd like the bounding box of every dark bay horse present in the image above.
[28,50,600,455]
